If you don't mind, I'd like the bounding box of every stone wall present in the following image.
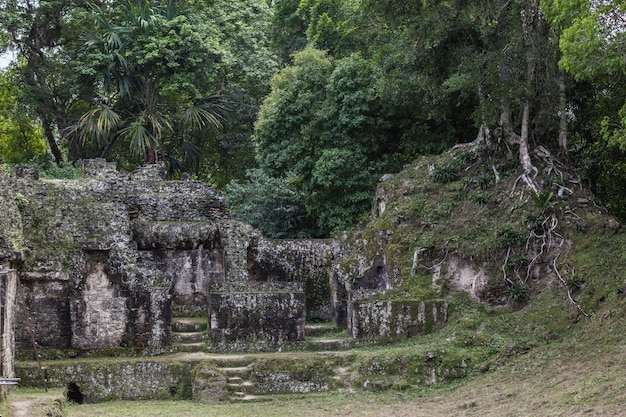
[250,238,338,320]
[1,160,450,357]
[17,359,195,402]
[4,162,230,354]
[0,169,23,262]
[208,282,306,350]
[2,161,342,355]
[347,290,447,340]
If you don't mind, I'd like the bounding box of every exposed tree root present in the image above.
[553,254,593,318]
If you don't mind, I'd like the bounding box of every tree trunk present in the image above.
[38,109,64,166]
[558,69,568,152]
[519,101,533,173]
[519,0,538,175]
[145,76,159,164]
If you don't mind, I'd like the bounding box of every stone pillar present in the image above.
[1,266,17,378]
[219,221,258,282]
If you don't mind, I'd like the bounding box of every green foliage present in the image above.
[430,164,459,184]
[222,169,318,238]
[523,212,544,230]
[498,227,527,248]
[38,162,81,180]
[542,0,626,221]
[1,0,276,185]
[255,48,388,234]
[530,190,554,213]
[0,70,47,164]
[270,0,309,63]
[14,192,29,209]
[67,0,227,167]
[505,282,529,302]
[308,147,375,234]
[2,0,625,228]
[469,191,493,206]
[506,252,528,268]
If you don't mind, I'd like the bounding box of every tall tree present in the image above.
[68,0,225,166]
[0,0,84,165]
[550,0,626,148]
[255,48,392,234]
[0,69,47,163]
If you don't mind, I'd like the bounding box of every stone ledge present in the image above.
[348,291,447,340]
[209,281,304,294]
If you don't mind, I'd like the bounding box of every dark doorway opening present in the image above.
[67,382,84,404]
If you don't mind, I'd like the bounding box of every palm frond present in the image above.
[119,119,157,159]
[77,104,122,147]
[124,0,160,29]
[145,111,173,140]
[181,140,203,166]
[163,0,186,20]
[181,96,227,130]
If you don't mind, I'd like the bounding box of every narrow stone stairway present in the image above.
[212,357,272,403]
[171,316,208,353]
[305,322,354,351]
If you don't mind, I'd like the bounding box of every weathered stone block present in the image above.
[130,162,167,181]
[192,362,228,403]
[70,262,128,350]
[348,290,447,339]
[209,282,305,349]
[250,238,338,321]
[14,165,39,180]
[17,360,194,402]
[137,248,224,316]
[16,278,72,349]
[250,357,333,394]
[81,159,118,179]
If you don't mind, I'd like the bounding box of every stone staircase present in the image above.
[209,357,270,403]
[223,365,265,402]
[200,322,352,403]
[305,322,354,351]
[171,316,208,353]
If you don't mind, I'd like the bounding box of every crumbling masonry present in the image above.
[0,160,447,363]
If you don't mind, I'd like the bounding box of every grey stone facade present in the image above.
[1,162,337,355]
[1,160,449,358]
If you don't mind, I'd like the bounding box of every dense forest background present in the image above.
[0,0,624,237]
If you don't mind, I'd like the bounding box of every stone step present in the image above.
[171,317,207,332]
[306,337,353,351]
[173,342,206,353]
[226,381,256,394]
[229,394,273,403]
[220,366,251,377]
[305,322,339,337]
[172,332,207,343]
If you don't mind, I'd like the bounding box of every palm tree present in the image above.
[71,0,224,168]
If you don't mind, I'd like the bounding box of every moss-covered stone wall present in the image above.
[3,161,345,355]
[348,290,447,340]
[5,162,230,355]
[0,168,24,262]
[208,282,306,350]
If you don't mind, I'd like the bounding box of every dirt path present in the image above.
[9,390,64,417]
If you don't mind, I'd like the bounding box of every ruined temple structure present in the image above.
[0,160,447,358]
